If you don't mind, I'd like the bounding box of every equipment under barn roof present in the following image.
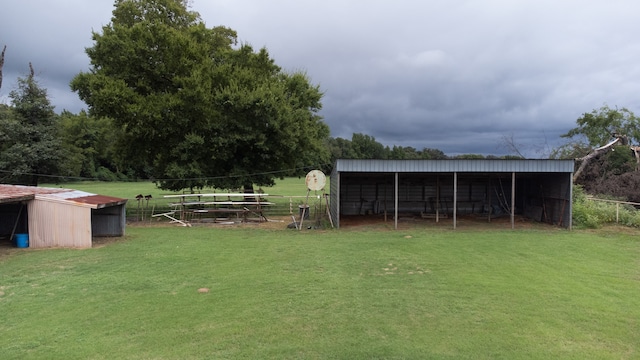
[329,159,575,229]
[0,184,128,248]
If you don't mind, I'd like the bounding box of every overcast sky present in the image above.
[2,0,640,157]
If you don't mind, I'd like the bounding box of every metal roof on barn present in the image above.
[0,184,127,208]
[334,159,575,173]
[0,185,66,204]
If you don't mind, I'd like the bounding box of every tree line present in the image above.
[2,0,640,201]
[2,67,639,201]
[0,0,514,190]
[0,78,506,187]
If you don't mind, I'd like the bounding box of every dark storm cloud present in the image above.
[2,0,640,157]
[0,0,112,109]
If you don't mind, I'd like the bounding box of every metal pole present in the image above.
[394,172,399,230]
[568,173,573,230]
[336,172,341,228]
[487,177,492,223]
[511,172,516,229]
[453,172,457,230]
[436,175,440,223]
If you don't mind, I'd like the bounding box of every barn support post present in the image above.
[335,172,340,228]
[568,173,573,230]
[487,176,492,223]
[436,175,440,223]
[383,182,387,222]
[511,172,516,229]
[9,203,25,245]
[120,204,126,236]
[453,172,458,229]
[394,172,399,230]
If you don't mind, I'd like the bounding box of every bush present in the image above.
[573,184,640,228]
[95,166,119,182]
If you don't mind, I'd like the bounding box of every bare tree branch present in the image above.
[500,133,526,158]
[573,137,621,181]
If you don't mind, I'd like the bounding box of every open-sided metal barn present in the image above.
[329,159,574,229]
[0,185,127,248]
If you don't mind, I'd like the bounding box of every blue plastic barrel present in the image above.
[15,233,29,248]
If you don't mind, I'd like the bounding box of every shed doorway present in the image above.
[330,160,574,230]
[0,202,29,248]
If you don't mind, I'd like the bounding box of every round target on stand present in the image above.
[305,170,326,191]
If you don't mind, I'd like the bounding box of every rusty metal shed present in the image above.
[329,159,574,229]
[0,185,127,248]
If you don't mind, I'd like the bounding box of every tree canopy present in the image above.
[325,133,448,163]
[58,110,126,181]
[562,105,640,147]
[0,66,62,185]
[560,105,640,182]
[71,0,329,191]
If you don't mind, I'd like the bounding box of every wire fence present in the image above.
[127,194,330,224]
[585,197,640,223]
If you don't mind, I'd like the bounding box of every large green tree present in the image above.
[562,105,640,147]
[325,134,448,169]
[561,105,640,181]
[350,133,387,159]
[0,66,61,185]
[58,110,126,180]
[71,0,329,191]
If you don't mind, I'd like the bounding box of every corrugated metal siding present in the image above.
[330,168,340,227]
[0,184,62,203]
[28,200,92,248]
[536,173,572,227]
[1,184,128,247]
[92,205,126,236]
[338,175,501,215]
[335,159,575,173]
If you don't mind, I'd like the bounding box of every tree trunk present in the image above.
[573,137,620,181]
[243,184,254,201]
[631,146,640,171]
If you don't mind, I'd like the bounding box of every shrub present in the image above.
[95,166,119,182]
[573,184,640,228]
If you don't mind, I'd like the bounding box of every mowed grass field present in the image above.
[41,177,313,200]
[0,180,638,359]
[2,227,639,358]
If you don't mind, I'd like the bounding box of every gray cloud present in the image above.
[2,0,640,157]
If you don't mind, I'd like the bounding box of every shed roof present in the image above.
[334,159,575,173]
[0,185,65,204]
[0,185,127,208]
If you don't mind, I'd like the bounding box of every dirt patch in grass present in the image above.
[127,213,559,232]
[0,237,18,257]
[92,236,129,248]
[337,214,554,231]
[128,215,301,230]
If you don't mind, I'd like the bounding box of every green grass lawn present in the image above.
[1,225,639,359]
[42,177,313,199]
